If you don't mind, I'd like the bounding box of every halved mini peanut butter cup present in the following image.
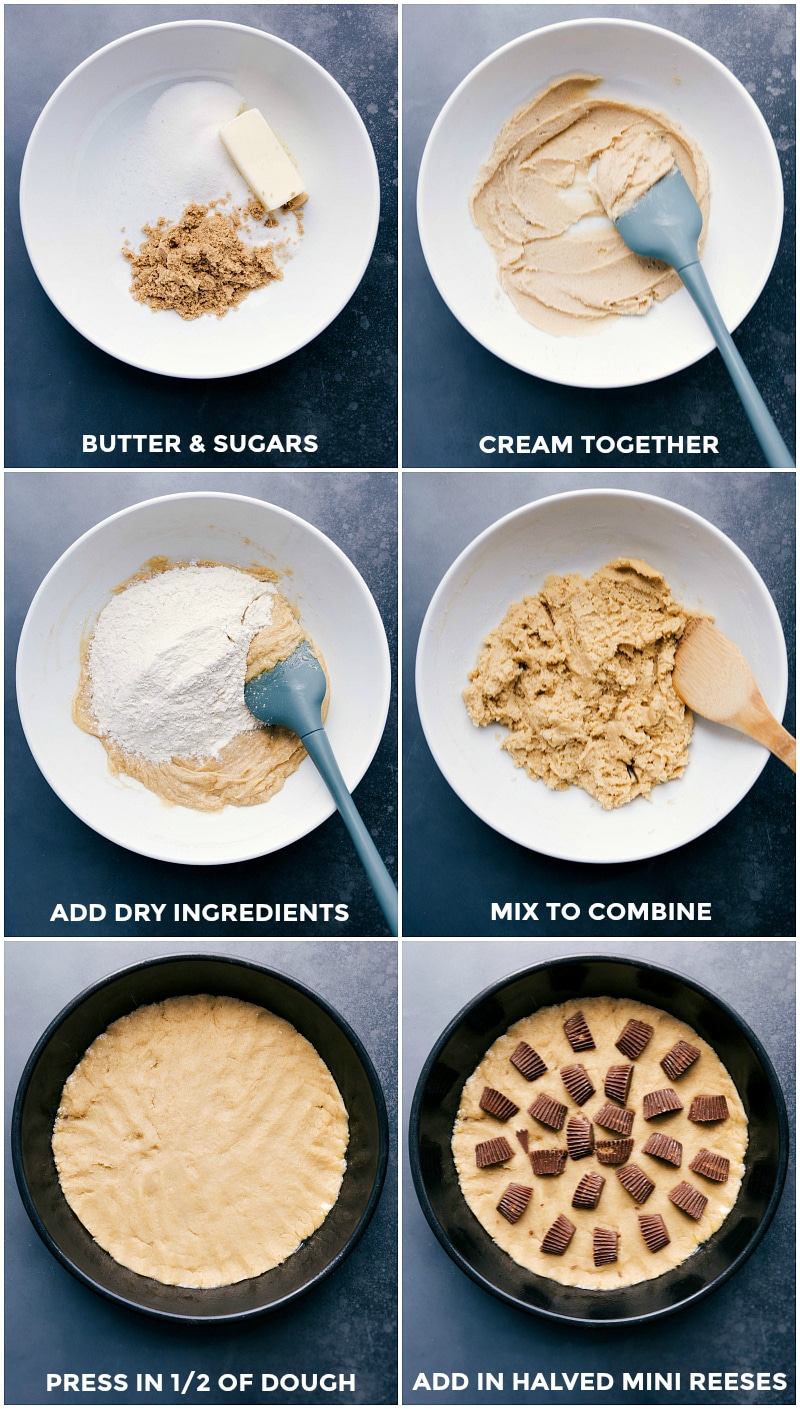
[593,1227,619,1266]
[566,1115,595,1160]
[688,1095,729,1123]
[643,1087,683,1120]
[594,1102,634,1137]
[515,1128,529,1153]
[540,1213,576,1255]
[669,1180,708,1220]
[661,1040,700,1080]
[615,1018,654,1060]
[560,1063,595,1106]
[689,1147,730,1183]
[479,1086,520,1121]
[510,1041,547,1081]
[642,1132,682,1167]
[497,1182,533,1224]
[596,1137,634,1166]
[604,1063,633,1103]
[638,1212,670,1252]
[616,1164,655,1204]
[528,1093,568,1131]
[564,1011,595,1052]
[475,1136,514,1168]
[529,1147,567,1176]
[571,1171,605,1210]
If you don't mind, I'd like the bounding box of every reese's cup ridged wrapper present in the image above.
[688,1095,729,1123]
[572,1171,605,1210]
[540,1212,576,1255]
[566,1115,595,1160]
[497,1182,533,1224]
[642,1132,682,1167]
[643,1087,683,1120]
[595,1102,634,1137]
[604,1063,633,1103]
[479,1086,520,1122]
[596,1137,634,1166]
[475,1136,514,1168]
[661,1040,700,1080]
[528,1093,568,1131]
[669,1180,708,1220]
[638,1212,670,1253]
[529,1147,568,1176]
[615,1018,653,1060]
[564,1011,595,1052]
[593,1227,619,1266]
[510,1041,547,1081]
[616,1164,655,1204]
[560,1063,595,1106]
[689,1147,730,1183]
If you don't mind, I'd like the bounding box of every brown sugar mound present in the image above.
[123,202,283,320]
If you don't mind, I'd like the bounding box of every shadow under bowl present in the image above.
[13,953,388,1322]
[410,954,787,1326]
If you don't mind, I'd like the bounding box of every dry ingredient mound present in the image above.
[74,560,321,812]
[464,558,693,810]
[123,201,284,320]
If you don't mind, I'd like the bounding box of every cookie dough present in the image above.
[594,126,677,221]
[452,996,747,1290]
[52,995,349,1288]
[74,560,325,812]
[471,73,709,335]
[463,558,693,810]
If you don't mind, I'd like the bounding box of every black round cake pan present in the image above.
[410,953,788,1327]
[13,952,389,1322]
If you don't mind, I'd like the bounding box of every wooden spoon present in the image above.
[673,618,795,772]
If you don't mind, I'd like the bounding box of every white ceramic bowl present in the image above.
[20,21,380,378]
[417,19,784,389]
[17,493,391,865]
[415,490,788,864]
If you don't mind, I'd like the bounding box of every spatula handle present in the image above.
[734,699,797,773]
[302,727,399,934]
[678,261,794,469]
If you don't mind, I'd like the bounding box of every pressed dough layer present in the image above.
[52,995,348,1288]
[464,558,693,810]
[74,559,324,812]
[471,73,709,335]
[452,996,747,1290]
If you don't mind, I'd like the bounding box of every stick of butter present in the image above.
[220,108,307,212]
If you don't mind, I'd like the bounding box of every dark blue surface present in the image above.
[5,939,398,1406]
[402,472,795,937]
[403,5,796,468]
[5,472,397,938]
[402,940,795,1405]
[5,5,397,469]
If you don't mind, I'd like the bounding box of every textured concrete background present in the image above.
[402,939,795,1405]
[5,472,397,937]
[5,4,397,468]
[403,4,796,467]
[5,939,398,1405]
[402,471,795,936]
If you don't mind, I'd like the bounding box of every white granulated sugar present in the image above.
[88,566,277,763]
[139,81,252,211]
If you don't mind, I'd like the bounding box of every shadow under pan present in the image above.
[410,954,787,1326]
[13,953,389,1321]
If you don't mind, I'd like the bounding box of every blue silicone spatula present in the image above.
[615,166,794,468]
[244,641,398,935]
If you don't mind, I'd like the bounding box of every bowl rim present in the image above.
[416,16,784,390]
[409,951,789,1328]
[19,19,381,380]
[415,486,788,864]
[16,489,392,866]
[12,950,390,1323]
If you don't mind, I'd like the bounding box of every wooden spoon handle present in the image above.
[733,696,796,772]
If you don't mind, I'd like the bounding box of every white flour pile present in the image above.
[87,565,277,763]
